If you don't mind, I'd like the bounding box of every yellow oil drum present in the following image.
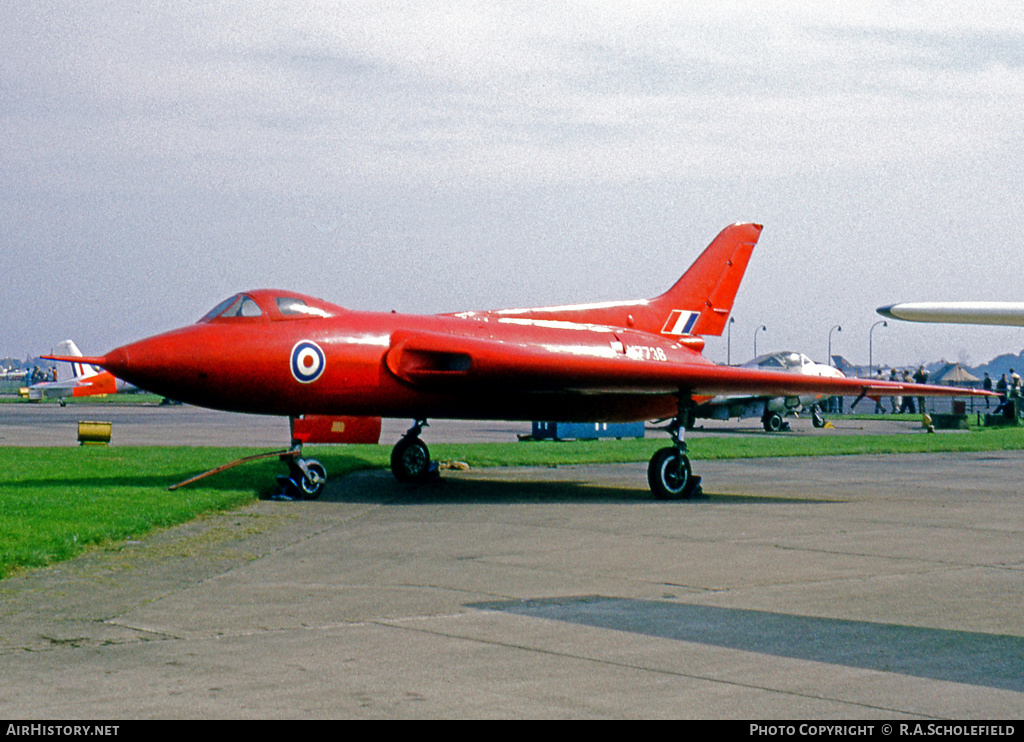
[78,421,112,446]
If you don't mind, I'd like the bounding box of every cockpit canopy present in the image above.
[199,291,343,323]
[743,351,815,371]
[200,294,263,321]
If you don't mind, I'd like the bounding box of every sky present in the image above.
[4,1,1024,369]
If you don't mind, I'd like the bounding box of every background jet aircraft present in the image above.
[1,367,29,381]
[28,340,132,404]
[47,224,991,500]
[689,351,842,431]
[878,302,1024,327]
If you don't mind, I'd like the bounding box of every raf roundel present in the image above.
[290,340,326,384]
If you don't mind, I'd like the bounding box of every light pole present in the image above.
[754,325,766,359]
[870,320,887,377]
[727,316,736,365]
[828,325,842,367]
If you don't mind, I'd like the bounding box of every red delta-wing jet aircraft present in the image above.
[47,223,992,499]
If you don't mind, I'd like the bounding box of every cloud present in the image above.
[3,2,1024,364]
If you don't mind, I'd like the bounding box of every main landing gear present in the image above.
[762,405,826,432]
[390,419,439,484]
[386,416,701,499]
[761,410,789,432]
[647,411,703,500]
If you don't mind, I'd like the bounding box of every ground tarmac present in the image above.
[0,397,938,446]
[1,404,1022,718]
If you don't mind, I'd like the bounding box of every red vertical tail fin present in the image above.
[648,223,762,338]
[450,223,762,340]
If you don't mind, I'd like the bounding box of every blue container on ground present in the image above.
[531,421,645,441]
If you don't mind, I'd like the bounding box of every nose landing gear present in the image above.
[167,445,327,500]
[277,447,327,500]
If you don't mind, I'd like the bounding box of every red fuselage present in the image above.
[97,289,704,424]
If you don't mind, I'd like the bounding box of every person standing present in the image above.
[914,365,928,416]
[1011,369,1022,418]
[899,369,916,414]
[874,370,887,413]
[995,373,1008,415]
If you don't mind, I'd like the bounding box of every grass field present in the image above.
[3,425,1024,578]
[0,392,167,405]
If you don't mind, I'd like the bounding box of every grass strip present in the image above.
[2,425,1024,577]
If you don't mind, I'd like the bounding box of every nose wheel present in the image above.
[276,450,327,500]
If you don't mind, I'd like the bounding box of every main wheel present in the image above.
[298,459,327,500]
[647,447,693,500]
[391,437,431,483]
[812,407,826,428]
[763,412,784,432]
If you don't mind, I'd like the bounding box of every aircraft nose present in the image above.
[95,334,189,397]
[100,347,130,376]
[98,324,230,399]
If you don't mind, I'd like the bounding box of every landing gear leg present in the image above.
[648,405,703,500]
[391,419,438,483]
[277,444,327,500]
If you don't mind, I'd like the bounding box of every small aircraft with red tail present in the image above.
[47,223,992,499]
[28,340,133,404]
